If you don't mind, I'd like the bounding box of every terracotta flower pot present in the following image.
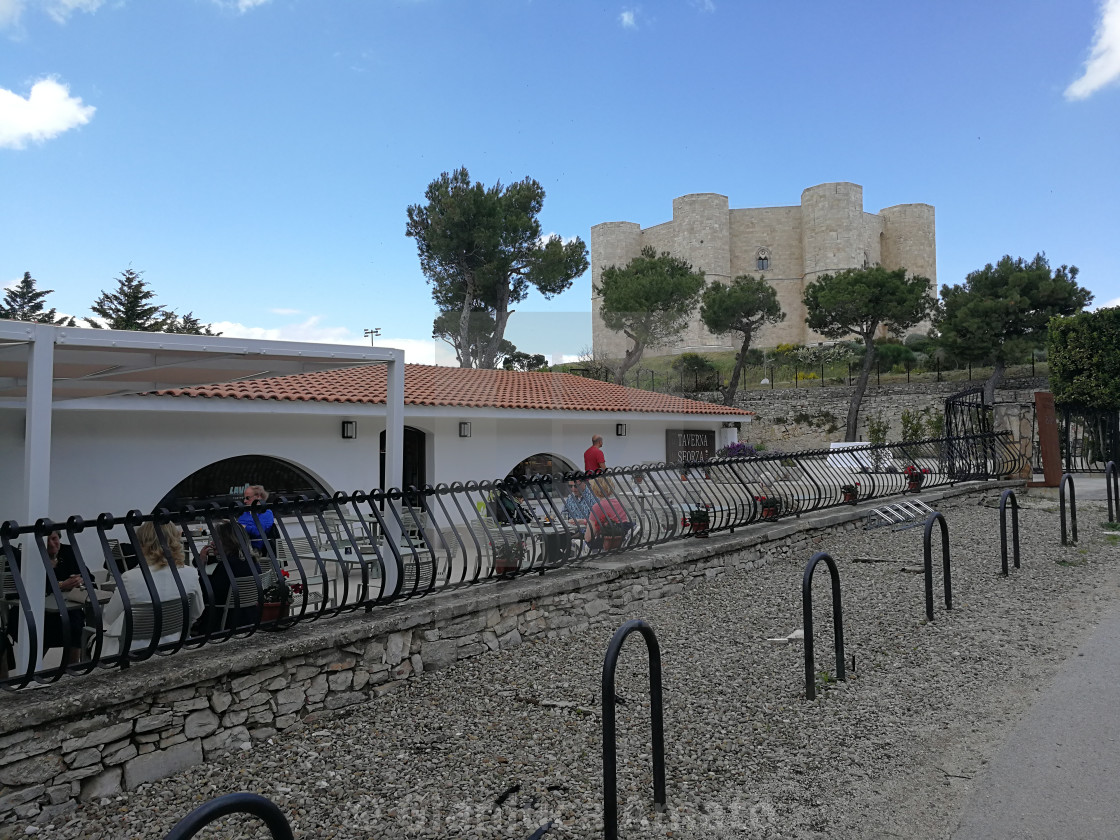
[260,602,290,622]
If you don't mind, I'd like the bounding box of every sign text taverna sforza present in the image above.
[665,429,715,464]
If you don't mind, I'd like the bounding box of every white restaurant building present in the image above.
[0,321,752,531]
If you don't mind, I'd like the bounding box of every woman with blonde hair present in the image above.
[98,521,204,656]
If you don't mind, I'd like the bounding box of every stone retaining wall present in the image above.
[705,378,1047,451]
[0,482,1009,825]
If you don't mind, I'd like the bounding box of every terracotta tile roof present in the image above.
[151,364,753,416]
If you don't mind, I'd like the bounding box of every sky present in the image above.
[2,0,1119,366]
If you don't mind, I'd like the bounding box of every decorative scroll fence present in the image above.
[0,432,1021,689]
[1030,404,1120,474]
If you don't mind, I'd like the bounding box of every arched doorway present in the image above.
[505,452,577,498]
[155,455,328,510]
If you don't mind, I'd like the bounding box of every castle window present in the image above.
[756,247,770,271]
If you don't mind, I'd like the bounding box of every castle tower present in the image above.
[880,202,937,336]
[590,221,643,359]
[662,193,730,351]
[880,203,936,283]
[799,183,874,343]
[801,182,868,276]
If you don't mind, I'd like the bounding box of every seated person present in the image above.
[198,520,261,630]
[45,530,86,664]
[98,522,204,657]
[493,488,534,525]
[561,478,596,531]
[238,484,275,554]
[8,531,87,666]
[583,477,632,550]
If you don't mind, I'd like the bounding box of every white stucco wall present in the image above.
[1,396,744,559]
[419,412,738,486]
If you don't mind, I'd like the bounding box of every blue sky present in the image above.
[2,0,1118,365]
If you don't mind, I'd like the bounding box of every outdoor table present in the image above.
[507,521,578,565]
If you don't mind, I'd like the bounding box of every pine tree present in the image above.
[86,269,217,335]
[86,269,170,331]
[165,311,221,336]
[0,272,75,325]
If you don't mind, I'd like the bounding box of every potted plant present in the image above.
[903,465,929,493]
[599,520,629,551]
[492,540,525,577]
[685,506,710,538]
[261,572,292,622]
[841,483,860,504]
[756,495,781,521]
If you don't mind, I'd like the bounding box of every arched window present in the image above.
[506,452,578,498]
[156,455,328,510]
[756,247,770,271]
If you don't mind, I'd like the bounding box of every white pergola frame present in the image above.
[0,320,405,672]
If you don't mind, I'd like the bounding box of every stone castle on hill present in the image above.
[590,182,936,359]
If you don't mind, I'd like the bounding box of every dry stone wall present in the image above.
[0,482,1007,826]
[711,378,1046,452]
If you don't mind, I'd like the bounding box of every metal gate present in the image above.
[944,387,994,480]
[1028,403,1120,473]
[1055,405,1119,472]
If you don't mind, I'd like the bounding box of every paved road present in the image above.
[952,600,1120,839]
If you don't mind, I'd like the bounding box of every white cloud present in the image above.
[210,0,271,12]
[0,0,24,29]
[538,232,580,248]
[1066,0,1120,100]
[42,0,102,24]
[690,0,715,11]
[269,307,302,316]
[211,316,458,366]
[1091,296,1120,310]
[0,77,95,149]
[619,8,637,29]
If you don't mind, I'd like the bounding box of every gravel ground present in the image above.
[21,490,1120,840]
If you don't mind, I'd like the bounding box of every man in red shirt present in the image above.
[583,434,605,474]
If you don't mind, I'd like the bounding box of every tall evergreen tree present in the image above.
[407,167,588,368]
[86,268,217,335]
[86,269,169,331]
[0,272,75,325]
[938,254,1092,403]
[166,311,221,336]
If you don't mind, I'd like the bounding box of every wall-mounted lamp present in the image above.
[458,421,472,438]
[341,420,357,440]
[615,423,627,437]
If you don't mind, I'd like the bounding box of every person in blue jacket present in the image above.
[237,484,275,554]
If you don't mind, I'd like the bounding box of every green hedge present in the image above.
[1048,307,1120,409]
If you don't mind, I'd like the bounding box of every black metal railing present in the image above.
[944,387,995,481]
[1058,406,1120,473]
[0,433,1021,690]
